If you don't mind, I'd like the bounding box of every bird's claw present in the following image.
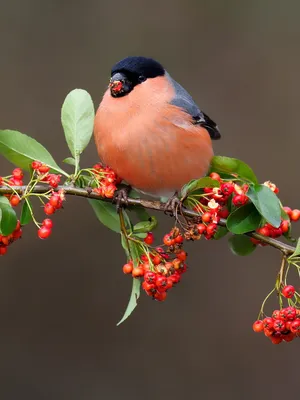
[164,192,183,219]
[113,186,131,212]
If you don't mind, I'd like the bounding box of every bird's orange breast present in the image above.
[94,76,213,196]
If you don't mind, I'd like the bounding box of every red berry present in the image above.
[142,281,156,292]
[13,228,22,240]
[270,335,283,345]
[285,320,293,330]
[280,219,290,233]
[220,183,234,196]
[169,271,181,284]
[165,278,173,290]
[153,255,161,265]
[163,234,175,247]
[12,168,24,179]
[209,172,221,181]
[264,328,274,337]
[202,212,212,223]
[177,250,187,261]
[37,226,51,239]
[11,178,23,186]
[38,164,50,174]
[290,209,300,222]
[155,275,168,291]
[154,291,167,301]
[252,320,264,332]
[279,309,288,320]
[283,332,295,342]
[144,232,154,245]
[272,310,281,319]
[10,195,20,207]
[144,271,157,284]
[104,183,117,198]
[48,174,61,188]
[122,263,133,274]
[42,219,53,229]
[197,223,206,234]
[232,194,248,207]
[132,267,144,278]
[282,285,295,299]
[273,319,286,332]
[0,246,8,255]
[263,317,274,330]
[285,306,296,320]
[206,223,217,235]
[283,206,292,216]
[290,320,300,334]
[218,206,230,219]
[49,194,60,208]
[174,234,184,244]
[257,226,270,237]
[31,161,42,170]
[44,203,55,215]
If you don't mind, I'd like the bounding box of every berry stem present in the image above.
[257,287,276,320]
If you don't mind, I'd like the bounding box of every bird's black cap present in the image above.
[111,56,165,79]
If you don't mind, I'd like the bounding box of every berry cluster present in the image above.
[122,228,187,301]
[251,206,299,244]
[192,173,299,243]
[91,163,122,198]
[253,285,300,344]
[38,190,65,239]
[31,161,61,188]
[0,163,67,247]
[0,220,22,255]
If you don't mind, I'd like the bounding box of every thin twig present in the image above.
[0,184,296,255]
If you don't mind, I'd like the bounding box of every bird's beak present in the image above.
[109,80,123,94]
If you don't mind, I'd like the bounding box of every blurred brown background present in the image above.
[0,0,299,399]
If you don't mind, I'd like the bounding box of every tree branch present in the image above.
[0,185,296,256]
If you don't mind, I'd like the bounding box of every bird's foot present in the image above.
[164,191,183,219]
[113,185,131,212]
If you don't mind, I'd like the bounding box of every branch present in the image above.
[0,185,296,256]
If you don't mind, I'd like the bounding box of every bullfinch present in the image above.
[94,56,220,203]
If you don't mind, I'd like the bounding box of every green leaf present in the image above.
[117,240,141,325]
[228,235,257,256]
[61,89,95,170]
[20,199,33,225]
[63,157,76,166]
[117,278,141,326]
[133,216,157,233]
[133,232,148,239]
[0,197,17,235]
[210,156,258,184]
[89,199,121,233]
[0,130,68,177]
[247,185,281,228]
[89,199,132,233]
[289,238,300,259]
[214,226,228,240]
[227,203,261,234]
[181,177,220,197]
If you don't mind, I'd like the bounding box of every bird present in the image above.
[94,56,221,209]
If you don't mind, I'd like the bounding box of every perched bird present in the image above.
[94,56,220,205]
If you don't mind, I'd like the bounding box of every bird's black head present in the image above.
[109,56,165,98]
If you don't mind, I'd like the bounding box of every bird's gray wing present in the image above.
[166,73,221,140]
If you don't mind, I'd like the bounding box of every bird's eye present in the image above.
[138,75,146,83]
